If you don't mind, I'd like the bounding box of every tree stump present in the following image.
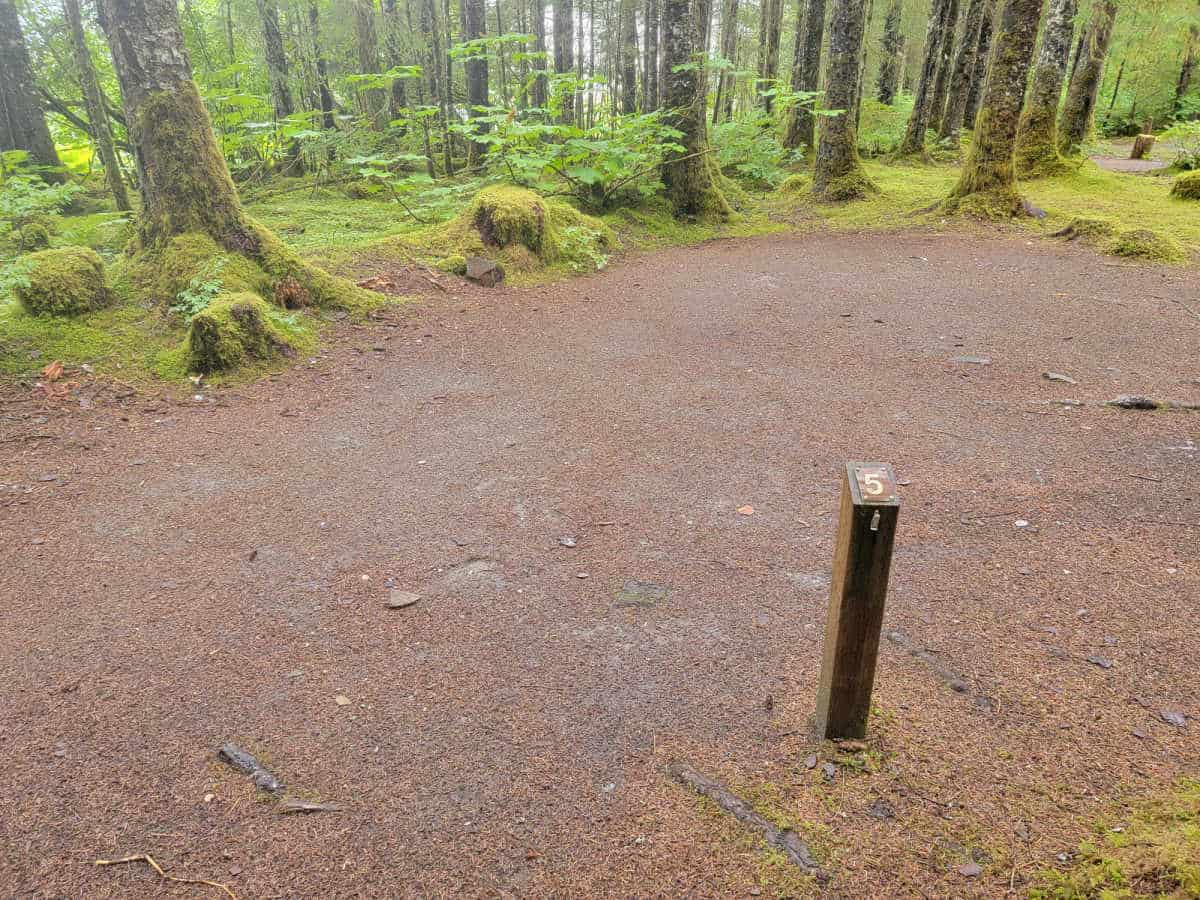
[1131,134,1156,160]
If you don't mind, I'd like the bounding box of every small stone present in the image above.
[1017,567,1032,576]
[804,754,818,770]
[614,580,669,607]
[1108,394,1158,410]
[1131,728,1146,739]
[1160,710,1187,728]
[1015,519,1030,528]
[558,536,578,548]
[204,793,215,802]
[385,590,421,609]
[737,505,755,515]
[334,694,351,706]
[1043,371,1077,384]
[1014,821,1031,841]
[866,798,895,820]
[1087,655,1114,670]
[958,862,983,878]
[1048,647,1070,660]
[951,355,991,365]
[576,572,589,579]
[465,257,505,287]
[821,762,837,782]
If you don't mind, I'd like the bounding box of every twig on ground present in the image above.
[94,854,238,899]
[1173,298,1200,322]
[1126,473,1163,483]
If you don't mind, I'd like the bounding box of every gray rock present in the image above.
[1043,371,1077,384]
[1161,710,1187,728]
[1108,394,1159,410]
[866,798,895,820]
[385,590,421,609]
[951,355,992,365]
[465,257,505,287]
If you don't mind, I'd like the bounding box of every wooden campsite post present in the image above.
[813,462,900,740]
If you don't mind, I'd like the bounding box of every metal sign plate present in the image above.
[847,462,899,506]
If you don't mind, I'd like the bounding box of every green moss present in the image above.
[435,254,467,274]
[942,188,1023,220]
[185,292,293,373]
[1170,171,1200,200]
[1106,228,1187,263]
[15,247,112,316]
[1031,780,1200,899]
[1051,216,1117,240]
[130,232,262,305]
[247,218,382,313]
[815,171,881,203]
[14,223,51,251]
[780,174,811,194]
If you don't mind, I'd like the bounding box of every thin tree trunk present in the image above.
[812,0,876,197]
[1058,0,1116,153]
[661,0,728,217]
[786,0,827,148]
[762,0,784,111]
[620,0,638,112]
[64,0,130,207]
[309,2,336,130]
[853,0,875,128]
[897,0,953,154]
[553,0,574,122]
[0,0,65,179]
[962,0,995,127]
[1012,0,1076,172]
[1174,24,1198,116]
[939,0,988,141]
[947,0,1044,210]
[354,0,386,128]
[531,0,548,108]
[780,0,806,141]
[382,0,409,124]
[925,0,960,132]
[645,0,661,110]
[420,0,454,173]
[587,0,595,124]
[462,0,488,165]
[1106,55,1124,111]
[256,0,295,119]
[711,0,737,123]
[496,0,510,105]
[875,0,904,104]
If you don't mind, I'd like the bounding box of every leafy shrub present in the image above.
[712,118,802,188]
[1162,120,1200,171]
[0,153,80,242]
[858,95,914,157]
[169,257,229,322]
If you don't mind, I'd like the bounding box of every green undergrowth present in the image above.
[1031,780,1200,899]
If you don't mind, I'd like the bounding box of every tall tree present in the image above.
[1174,24,1198,116]
[553,0,574,122]
[63,0,130,207]
[780,0,807,142]
[0,0,65,179]
[644,0,661,110]
[1058,0,1116,153]
[420,0,454,173]
[660,0,728,217]
[256,0,295,120]
[897,0,954,155]
[620,0,638,112]
[711,0,737,122]
[309,1,336,130]
[945,0,1044,213]
[761,0,784,111]
[462,0,488,165]
[354,0,386,128]
[961,0,995,127]
[1012,0,1077,173]
[926,0,960,129]
[382,0,409,123]
[786,0,827,149]
[530,0,548,108]
[875,0,905,104]
[812,0,876,198]
[938,0,988,142]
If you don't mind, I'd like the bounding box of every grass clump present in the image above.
[1051,216,1117,240]
[1170,171,1200,200]
[15,247,112,316]
[780,174,811,194]
[1106,228,1187,263]
[186,292,294,373]
[1031,780,1200,899]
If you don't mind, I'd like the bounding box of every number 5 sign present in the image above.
[850,463,898,505]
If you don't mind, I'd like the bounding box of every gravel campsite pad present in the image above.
[1,230,1196,896]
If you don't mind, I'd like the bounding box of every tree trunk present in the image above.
[462,0,488,165]
[420,0,454,173]
[64,0,130,207]
[925,0,960,134]
[645,0,661,110]
[853,0,875,128]
[553,0,574,122]
[812,0,876,198]
[875,0,904,104]
[0,0,65,179]
[947,0,1043,212]
[962,0,995,127]
[621,0,638,112]
[309,2,336,130]
[256,0,295,119]
[938,0,988,141]
[495,0,509,105]
[1058,0,1116,153]
[660,0,728,217]
[1130,133,1154,158]
[785,0,827,148]
[780,0,807,142]
[382,0,409,124]
[762,0,784,111]
[711,0,737,123]
[354,0,386,129]
[897,0,953,154]
[531,0,548,108]
[1174,24,1198,117]
[1012,0,1076,173]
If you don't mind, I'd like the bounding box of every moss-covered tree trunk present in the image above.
[1012,0,1076,174]
[63,0,130,208]
[530,0,548,108]
[946,0,1044,214]
[853,0,876,128]
[761,0,784,112]
[0,0,65,180]
[875,0,905,104]
[620,0,638,112]
[711,0,736,122]
[354,0,386,129]
[553,0,574,123]
[462,0,489,165]
[660,0,729,218]
[962,0,995,127]
[938,0,988,142]
[784,0,827,149]
[812,0,877,199]
[779,0,806,140]
[382,0,409,123]
[256,0,294,120]
[644,0,661,110]
[1175,25,1199,116]
[897,0,953,155]
[925,0,961,130]
[309,1,336,130]
[1058,0,1116,154]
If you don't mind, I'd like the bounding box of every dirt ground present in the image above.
[1,230,1196,898]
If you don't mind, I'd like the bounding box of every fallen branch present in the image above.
[94,854,238,899]
[666,761,823,877]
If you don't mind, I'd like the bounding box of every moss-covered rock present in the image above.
[1170,170,1200,200]
[186,292,293,373]
[1051,216,1117,240]
[779,174,811,194]
[435,254,467,275]
[15,247,112,316]
[1107,228,1187,263]
[14,222,51,251]
[471,186,553,255]
[815,171,881,203]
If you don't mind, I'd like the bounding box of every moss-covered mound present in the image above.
[942,189,1023,220]
[14,222,51,251]
[816,171,881,203]
[779,174,810,194]
[186,292,293,373]
[1051,216,1117,240]
[1107,228,1187,263]
[1170,170,1200,200]
[15,247,112,317]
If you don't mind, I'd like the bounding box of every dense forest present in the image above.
[2,0,1199,377]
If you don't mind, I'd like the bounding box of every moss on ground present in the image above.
[1107,228,1187,263]
[1031,780,1200,899]
[1052,216,1117,240]
[780,174,811,194]
[14,223,51,252]
[942,188,1024,220]
[16,247,112,316]
[815,170,881,203]
[1170,170,1200,200]
[185,292,295,373]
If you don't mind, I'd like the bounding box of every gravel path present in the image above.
[1,230,1197,897]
